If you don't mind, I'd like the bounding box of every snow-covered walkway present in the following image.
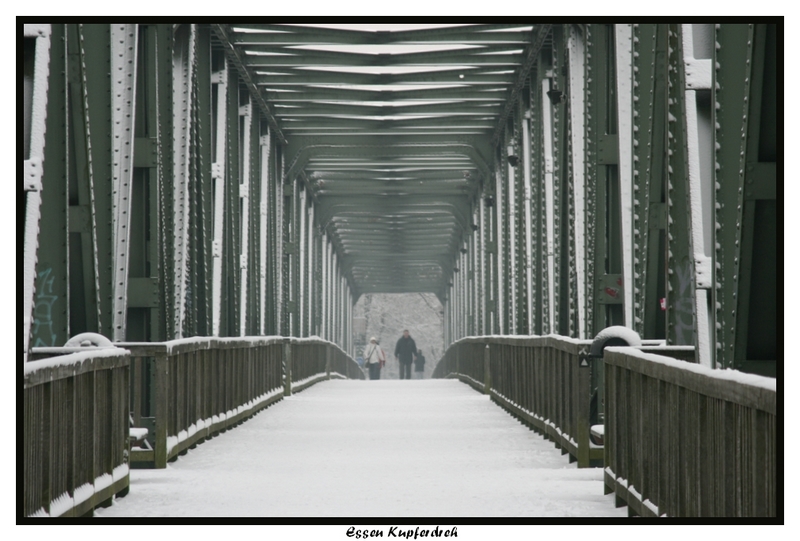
[96,378,625,517]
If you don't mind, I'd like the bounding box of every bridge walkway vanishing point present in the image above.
[94,379,625,518]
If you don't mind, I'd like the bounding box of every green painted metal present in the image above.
[714,23,777,375]
[631,23,668,341]
[665,25,698,348]
[23,23,775,373]
[32,25,67,349]
[528,61,545,336]
[586,24,626,336]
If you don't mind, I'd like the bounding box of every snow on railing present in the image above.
[24,347,131,517]
[604,347,776,517]
[120,336,362,468]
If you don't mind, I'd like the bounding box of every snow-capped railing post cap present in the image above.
[589,326,642,358]
[64,332,115,349]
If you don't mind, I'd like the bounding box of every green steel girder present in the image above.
[528,57,545,336]
[256,68,517,87]
[192,25,214,338]
[284,136,492,180]
[231,25,532,46]
[244,47,524,67]
[263,86,512,104]
[714,23,777,374]
[563,24,580,339]
[631,24,669,340]
[32,24,68,348]
[586,24,626,337]
[665,25,698,348]
[278,117,497,132]
[22,22,776,368]
[272,101,504,117]
[210,24,287,145]
[550,24,568,336]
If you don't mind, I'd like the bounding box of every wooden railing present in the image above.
[120,336,362,468]
[24,347,131,517]
[433,336,601,467]
[604,347,777,517]
[433,337,700,470]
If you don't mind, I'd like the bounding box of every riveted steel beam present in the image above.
[25,24,55,356]
[210,24,287,145]
[491,24,551,146]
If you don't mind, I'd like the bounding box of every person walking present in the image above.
[363,337,385,380]
[414,349,426,379]
[394,329,417,380]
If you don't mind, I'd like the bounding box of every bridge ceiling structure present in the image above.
[215,23,547,300]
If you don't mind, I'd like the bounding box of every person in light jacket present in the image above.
[363,337,385,380]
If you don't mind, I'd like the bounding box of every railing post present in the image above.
[283,339,292,397]
[484,344,491,394]
[154,353,169,469]
[326,345,331,379]
[576,347,591,468]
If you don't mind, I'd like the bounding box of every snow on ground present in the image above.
[96,378,625,518]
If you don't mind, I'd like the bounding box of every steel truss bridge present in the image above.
[22,23,778,519]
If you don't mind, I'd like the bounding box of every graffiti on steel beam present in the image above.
[32,267,58,347]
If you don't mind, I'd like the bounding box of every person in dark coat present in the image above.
[414,349,426,379]
[394,329,417,380]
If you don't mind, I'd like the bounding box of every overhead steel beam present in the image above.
[491,24,551,145]
[211,24,287,145]
[232,27,532,46]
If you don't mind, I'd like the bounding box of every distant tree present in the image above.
[353,293,444,379]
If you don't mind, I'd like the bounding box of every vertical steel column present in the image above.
[522,95,534,336]
[583,26,598,338]
[258,128,271,335]
[125,24,169,342]
[281,172,293,336]
[477,194,486,335]
[23,24,52,359]
[292,180,301,337]
[222,77,242,337]
[172,24,195,339]
[541,75,556,334]
[83,25,117,340]
[298,187,307,336]
[308,198,317,337]
[586,24,625,335]
[680,24,716,366]
[631,24,669,340]
[238,95,253,337]
[321,234,329,340]
[331,254,338,344]
[506,124,518,334]
[615,24,636,331]
[189,25,214,338]
[515,102,529,335]
[665,25,700,351]
[484,173,496,334]
[550,27,566,336]
[210,56,227,337]
[568,24,588,338]
[274,145,284,335]
[714,23,776,374]
[110,24,138,342]
[494,162,505,335]
[528,69,544,336]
